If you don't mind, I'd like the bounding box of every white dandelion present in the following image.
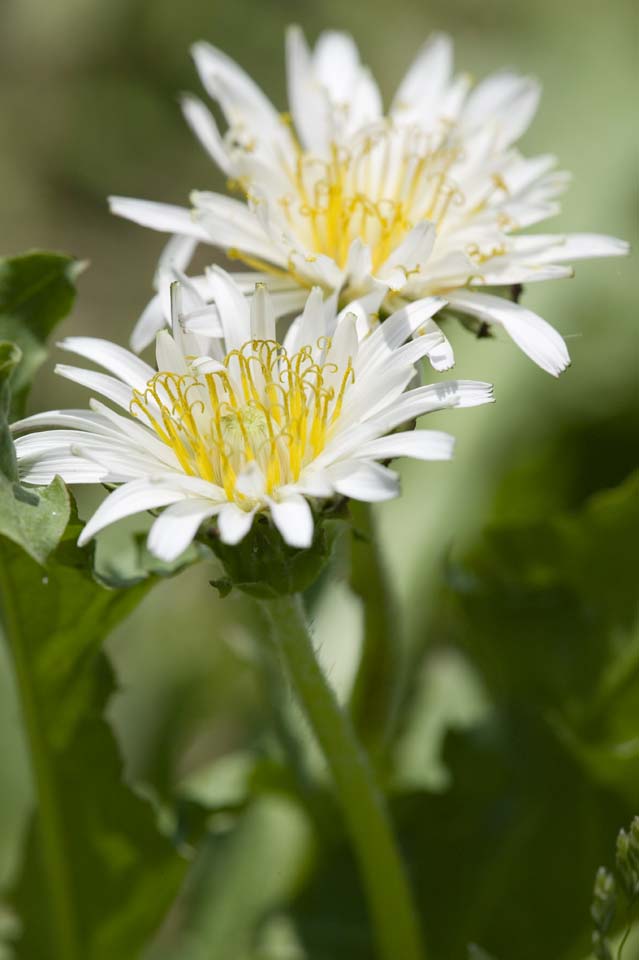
[110,27,628,374]
[12,275,493,561]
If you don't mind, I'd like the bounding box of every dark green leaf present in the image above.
[1,504,188,960]
[0,251,81,418]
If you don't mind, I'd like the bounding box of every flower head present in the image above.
[12,276,493,561]
[110,28,628,373]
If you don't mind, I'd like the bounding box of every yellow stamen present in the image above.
[129,339,354,506]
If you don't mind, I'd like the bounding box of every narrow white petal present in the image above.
[191,191,284,264]
[217,503,256,545]
[180,94,231,174]
[391,33,453,118]
[356,297,447,371]
[78,479,189,546]
[269,494,314,548]
[59,338,155,391]
[286,25,330,154]
[250,283,276,341]
[313,30,361,104]
[12,409,120,436]
[55,365,133,411]
[155,330,188,375]
[448,290,570,376]
[205,266,251,351]
[19,457,108,485]
[329,460,400,502]
[379,222,436,289]
[131,293,167,353]
[355,430,455,462]
[156,233,199,279]
[109,197,210,240]
[147,499,222,562]
[515,233,630,263]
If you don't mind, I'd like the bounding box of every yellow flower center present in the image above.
[230,127,465,278]
[226,124,515,284]
[130,339,354,502]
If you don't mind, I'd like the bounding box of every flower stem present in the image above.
[263,593,426,960]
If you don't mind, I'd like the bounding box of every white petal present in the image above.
[356,296,447,371]
[234,461,266,499]
[514,233,630,264]
[269,494,314,548]
[285,287,326,355]
[55,365,133,412]
[180,94,231,174]
[217,503,256,545]
[109,197,210,240]
[448,290,570,376]
[191,41,283,145]
[329,460,400,502]
[12,408,120,436]
[154,329,188,376]
[59,338,154,391]
[391,33,453,119]
[250,283,276,341]
[191,191,285,264]
[313,31,361,105]
[19,456,108,485]
[286,25,330,154]
[418,319,455,371]
[378,222,436,289]
[205,266,251,351]
[462,72,541,146]
[156,233,199,280]
[78,479,189,546]
[147,499,222,562]
[131,293,167,353]
[355,430,455,462]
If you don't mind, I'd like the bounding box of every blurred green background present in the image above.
[0,0,636,958]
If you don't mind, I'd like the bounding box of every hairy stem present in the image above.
[263,593,426,960]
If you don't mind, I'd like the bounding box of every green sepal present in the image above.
[203,512,348,598]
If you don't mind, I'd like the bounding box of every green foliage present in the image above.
[590,817,639,960]
[0,252,190,959]
[1,508,187,960]
[442,473,639,808]
[286,473,638,960]
[0,252,81,418]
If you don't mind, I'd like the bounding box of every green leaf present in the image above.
[292,712,629,960]
[440,472,639,804]
[0,342,21,480]
[1,504,188,960]
[0,251,81,418]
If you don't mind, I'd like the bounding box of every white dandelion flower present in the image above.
[110,28,628,374]
[11,275,493,562]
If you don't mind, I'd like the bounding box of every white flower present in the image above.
[11,276,493,562]
[110,28,628,374]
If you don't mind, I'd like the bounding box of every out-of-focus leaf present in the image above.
[439,472,639,804]
[0,262,190,959]
[1,504,188,960]
[0,252,81,418]
[292,711,629,960]
[150,795,314,960]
